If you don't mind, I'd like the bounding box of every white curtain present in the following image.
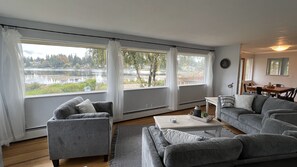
[0,28,25,146]
[206,51,215,97]
[166,47,178,110]
[106,40,124,121]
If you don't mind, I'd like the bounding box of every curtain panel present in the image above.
[106,40,124,121]
[206,51,215,97]
[166,47,178,110]
[0,28,25,146]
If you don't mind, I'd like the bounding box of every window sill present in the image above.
[25,90,107,99]
[178,83,206,87]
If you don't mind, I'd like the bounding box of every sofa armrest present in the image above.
[142,127,164,167]
[261,118,297,134]
[47,117,111,160]
[92,101,113,116]
[217,96,222,119]
[262,109,297,125]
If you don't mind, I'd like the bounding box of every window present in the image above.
[177,53,206,85]
[22,42,107,96]
[122,49,166,89]
[244,58,253,81]
[266,58,289,76]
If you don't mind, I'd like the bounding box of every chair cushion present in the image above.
[221,108,253,120]
[252,95,269,114]
[53,96,83,119]
[235,134,297,159]
[76,99,96,113]
[238,114,263,130]
[66,112,110,119]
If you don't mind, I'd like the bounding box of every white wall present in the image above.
[253,51,297,88]
[0,16,213,140]
[214,45,241,96]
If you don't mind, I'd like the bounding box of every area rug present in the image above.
[109,125,236,167]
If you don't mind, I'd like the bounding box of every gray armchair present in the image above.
[47,97,113,167]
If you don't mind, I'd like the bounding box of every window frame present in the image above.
[177,52,207,86]
[21,39,108,97]
[121,47,167,90]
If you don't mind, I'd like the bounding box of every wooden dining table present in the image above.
[246,85,294,97]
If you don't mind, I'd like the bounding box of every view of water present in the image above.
[24,68,166,85]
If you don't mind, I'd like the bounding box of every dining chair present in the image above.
[256,87,262,95]
[279,88,297,102]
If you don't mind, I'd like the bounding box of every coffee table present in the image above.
[154,115,223,137]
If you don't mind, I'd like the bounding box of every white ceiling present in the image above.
[0,0,297,54]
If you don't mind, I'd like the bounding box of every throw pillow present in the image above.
[219,95,235,108]
[76,99,96,113]
[234,94,255,111]
[162,129,208,145]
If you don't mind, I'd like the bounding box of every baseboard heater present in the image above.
[124,105,168,115]
[179,99,205,105]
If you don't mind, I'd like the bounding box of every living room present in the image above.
[1,0,297,167]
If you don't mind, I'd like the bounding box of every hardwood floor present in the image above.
[2,106,242,167]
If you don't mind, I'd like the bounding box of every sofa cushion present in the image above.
[76,99,96,113]
[221,108,253,120]
[66,112,110,119]
[53,96,83,119]
[235,94,255,111]
[235,134,297,159]
[252,95,269,114]
[261,118,297,134]
[163,138,242,167]
[261,97,297,116]
[238,114,263,130]
[148,126,169,158]
[219,95,235,108]
[162,129,208,145]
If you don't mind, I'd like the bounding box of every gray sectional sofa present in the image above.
[142,119,297,167]
[217,95,297,134]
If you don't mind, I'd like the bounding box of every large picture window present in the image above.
[22,42,107,96]
[177,53,206,85]
[122,49,166,89]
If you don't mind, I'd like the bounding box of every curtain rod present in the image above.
[0,23,215,52]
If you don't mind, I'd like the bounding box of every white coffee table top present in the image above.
[154,115,222,130]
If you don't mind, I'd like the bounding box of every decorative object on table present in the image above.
[190,112,214,123]
[193,105,202,117]
[220,58,231,69]
[170,118,177,123]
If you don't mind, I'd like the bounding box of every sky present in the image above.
[22,43,88,58]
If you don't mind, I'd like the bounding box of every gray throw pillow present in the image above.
[162,129,208,145]
[220,95,235,108]
[76,99,96,113]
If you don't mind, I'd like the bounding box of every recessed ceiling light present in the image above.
[270,45,291,51]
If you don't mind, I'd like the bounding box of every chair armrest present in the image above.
[261,118,297,134]
[92,101,113,116]
[262,109,297,125]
